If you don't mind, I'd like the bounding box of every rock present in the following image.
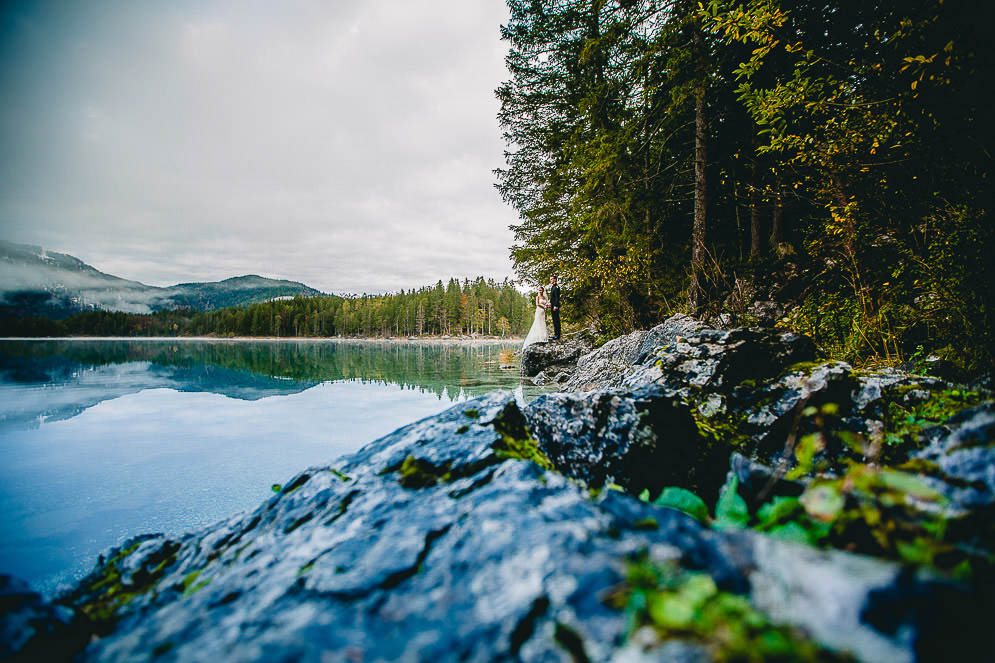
[913,403,995,512]
[564,314,705,392]
[0,574,88,662]
[524,385,723,497]
[32,392,986,662]
[746,300,784,327]
[561,330,648,391]
[520,334,593,378]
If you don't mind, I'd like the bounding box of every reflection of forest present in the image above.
[0,340,526,401]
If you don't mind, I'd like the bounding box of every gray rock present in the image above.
[524,385,721,496]
[0,574,87,662]
[520,335,593,378]
[37,392,983,663]
[914,404,995,511]
[564,315,705,392]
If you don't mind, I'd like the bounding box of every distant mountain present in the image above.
[0,240,325,319]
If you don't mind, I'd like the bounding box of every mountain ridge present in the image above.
[0,240,327,318]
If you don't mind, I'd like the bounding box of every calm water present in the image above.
[0,339,538,597]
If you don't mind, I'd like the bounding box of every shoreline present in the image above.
[0,335,526,344]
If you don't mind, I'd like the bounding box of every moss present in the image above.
[298,560,316,575]
[455,424,470,434]
[328,468,352,482]
[74,539,178,630]
[782,360,826,376]
[384,455,454,489]
[882,386,989,450]
[463,408,480,419]
[488,401,555,471]
[608,559,846,662]
[633,517,659,530]
[492,434,555,471]
[180,569,203,593]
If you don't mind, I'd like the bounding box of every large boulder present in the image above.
[15,392,988,662]
[520,334,593,378]
[524,385,726,500]
[564,314,705,391]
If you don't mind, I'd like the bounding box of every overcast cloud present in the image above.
[0,0,520,294]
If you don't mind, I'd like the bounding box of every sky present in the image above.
[0,0,521,295]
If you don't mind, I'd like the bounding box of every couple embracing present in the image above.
[522,276,561,348]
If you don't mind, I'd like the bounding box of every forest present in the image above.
[497,0,993,370]
[0,277,534,339]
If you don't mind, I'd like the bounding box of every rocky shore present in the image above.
[3,316,993,661]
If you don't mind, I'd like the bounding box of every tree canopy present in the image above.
[498,0,993,368]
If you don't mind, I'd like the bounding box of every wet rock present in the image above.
[564,314,705,391]
[0,574,88,662]
[913,403,995,511]
[531,369,572,386]
[32,392,980,663]
[650,328,817,399]
[520,335,593,378]
[561,330,648,391]
[524,385,722,497]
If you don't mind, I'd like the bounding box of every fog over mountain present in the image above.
[0,240,324,318]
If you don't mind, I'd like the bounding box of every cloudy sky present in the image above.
[0,0,520,294]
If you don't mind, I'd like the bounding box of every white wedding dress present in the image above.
[522,294,549,348]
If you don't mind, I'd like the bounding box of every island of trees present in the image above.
[497,0,992,371]
[0,278,535,339]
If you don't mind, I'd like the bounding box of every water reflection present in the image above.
[0,339,535,429]
[0,339,536,597]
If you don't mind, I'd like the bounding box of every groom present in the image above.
[548,275,561,340]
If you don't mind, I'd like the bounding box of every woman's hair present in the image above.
[538,286,545,293]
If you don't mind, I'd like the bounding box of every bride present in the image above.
[522,286,550,348]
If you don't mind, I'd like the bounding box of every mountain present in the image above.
[0,240,325,319]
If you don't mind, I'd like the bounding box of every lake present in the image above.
[0,338,539,597]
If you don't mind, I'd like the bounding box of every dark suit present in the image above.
[549,283,561,338]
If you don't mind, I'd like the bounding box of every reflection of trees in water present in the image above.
[0,340,525,400]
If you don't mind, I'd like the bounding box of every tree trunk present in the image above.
[770,186,784,249]
[750,156,763,259]
[689,24,707,310]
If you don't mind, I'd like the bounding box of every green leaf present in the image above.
[799,484,845,523]
[756,496,803,528]
[648,593,695,629]
[878,469,942,500]
[767,521,814,545]
[714,476,749,529]
[654,487,710,522]
[639,489,651,502]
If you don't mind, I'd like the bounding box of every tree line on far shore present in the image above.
[0,277,535,339]
[498,0,993,369]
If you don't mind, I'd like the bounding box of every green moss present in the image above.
[75,540,177,629]
[783,360,826,376]
[298,560,316,575]
[487,400,555,471]
[633,517,659,530]
[463,408,480,419]
[609,559,845,662]
[383,455,454,489]
[492,434,555,471]
[882,386,989,450]
[180,569,203,593]
[328,468,352,482]
[455,424,470,434]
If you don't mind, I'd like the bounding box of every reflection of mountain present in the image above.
[0,357,317,430]
[0,240,324,318]
[0,340,525,429]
